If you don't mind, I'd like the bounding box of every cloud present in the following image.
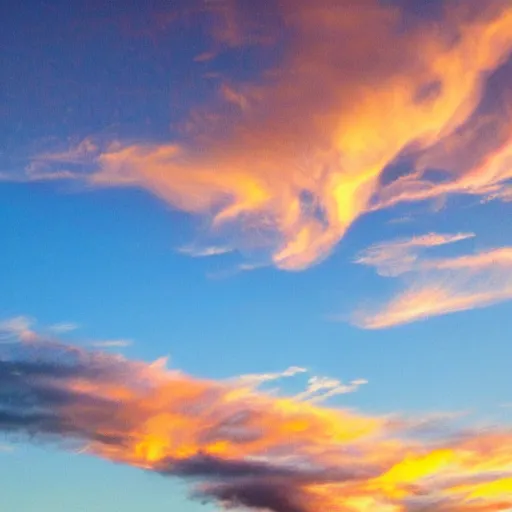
[354,235,512,328]
[356,281,512,329]
[374,136,512,212]
[428,247,512,272]
[0,316,39,342]
[1,327,512,511]
[230,367,366,403]
[294,377,368,404]
[230,366,307,389]
[355,232,475,277]
[90,340,133,348]
[18,0,512,269]
[48,322,80,334]
[0,317,81,342]
[177,245,234,258]
[484,185,512,203]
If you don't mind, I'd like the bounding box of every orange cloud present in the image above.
[375,134,512,211]
[2,333,512,512]
[354,236,512,328]
[26,0,512,269]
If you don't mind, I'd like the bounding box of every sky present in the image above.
[1,0,512,511]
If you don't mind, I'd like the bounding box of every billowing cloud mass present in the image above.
[24,0,512,270]
[1,327,512,512]
[354,233,512,328]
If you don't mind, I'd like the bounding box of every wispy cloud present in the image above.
[90,340,133,348]
[13,1,512,270]
[484,185,512,203]
[230,367,366,403]
[178,245,234,258]
[354,234,512,328]
[230,366,307,389]
[1,328,512,512]
[374,136,512,212]
[0,317,132,350]
[48,322,80,334]
[0,316,39,342]
[294,376,368,404]
[428,247,512,271]
[355,232,475,277]
[356,280,512,329]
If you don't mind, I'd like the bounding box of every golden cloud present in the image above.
[1,330,512,512]
[25,0,512,270]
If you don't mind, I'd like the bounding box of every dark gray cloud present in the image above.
[197,479,311,512]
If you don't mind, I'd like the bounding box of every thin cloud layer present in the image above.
[354,234,512,328]
[355,232,475,277]
[357,282,512,329]
[430,247,512,271]
[23,0,512,269]
[90,340,133,348]
[1,330,512,511]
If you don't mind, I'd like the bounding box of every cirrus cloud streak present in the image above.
[354,233,512,328]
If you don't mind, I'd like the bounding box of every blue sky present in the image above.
[1,1,512,511]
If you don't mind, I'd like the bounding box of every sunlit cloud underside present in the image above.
[21,0,512,273]
[1,324,512,512]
